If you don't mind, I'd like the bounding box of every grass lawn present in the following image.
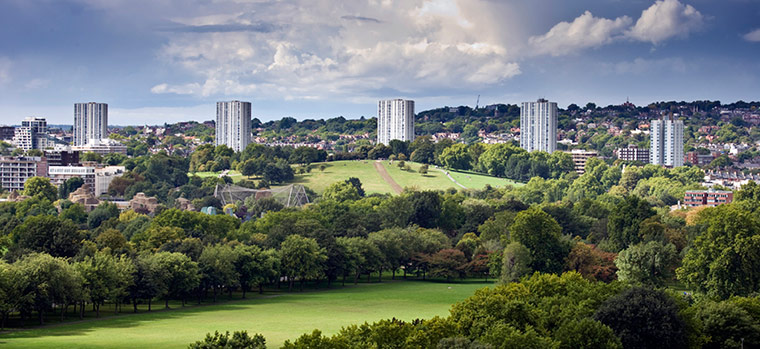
[190,161,521,194]
[380,161,523,191]
[288,161,393,194]
[0,280,490,349]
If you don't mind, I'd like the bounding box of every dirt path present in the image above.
[374,161,403,194]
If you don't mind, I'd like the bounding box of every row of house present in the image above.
[0,155,125,196]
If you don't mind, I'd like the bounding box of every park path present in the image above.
[374,161,403,194]
[438,169,467,189]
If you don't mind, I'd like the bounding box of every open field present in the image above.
[1,280,490,349]
[190,161,522,194]
[289,161,522,194]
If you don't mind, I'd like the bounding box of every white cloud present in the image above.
[602,57,690,75]
[627,0,704,44]
[152,0,522,100]
[24,78,50,90]
[529,11,632,56]
[110,105,215,125]
[0,57,11,85]
[744,28,760,42]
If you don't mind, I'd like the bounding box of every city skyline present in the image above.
[0,0,759,124]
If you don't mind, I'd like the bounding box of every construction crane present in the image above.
[475,95,480,109]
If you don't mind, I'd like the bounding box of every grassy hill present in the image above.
[192,160,521,195]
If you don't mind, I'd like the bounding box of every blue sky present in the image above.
[0,0,758,125]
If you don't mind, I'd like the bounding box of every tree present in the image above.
[406,191,441,228]
[368,229,403,281]
[615,241,678,287]
[199,244,239,302]
[15,253,82,325]
[280,235,327,291]
[22,176,57,201]
[677,204,760,299]
[128,253,169,312]
[234,245,279,296]
[510,207,568,274]
[14,215,83,258]
[692,299,760,348]
[153,252,200,308]
[607,196,656,250]
[418,164,428,175]
[0,261,29,329]
[439,144,472,170]
[426,249,467,281]
[554,318,622,349]
[322,181,361,202]
[58,177,84,199]
[500,242,532,283]
[75,251,135,317]
[344,177,365,197]
[189,331,266,349]
[594,287,687,349]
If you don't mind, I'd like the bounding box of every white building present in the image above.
[12,117,49,150]
[520,99,557,153]
[95,166,125,196]
[216,101,252,152]
[71,138,127,155]
[48,166,96,192]
[74,102,108,146]
[650,114,684,167]
[377,99,415,145]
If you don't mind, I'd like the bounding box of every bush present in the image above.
[189,330,266,349]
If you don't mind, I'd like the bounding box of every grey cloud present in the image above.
[160,22,279,33]
[341,15,382,23]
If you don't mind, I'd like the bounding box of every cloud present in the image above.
[110,105,215,125]
[340,15,381,23]
[601,57,690,75]
[626,0,704,44]
[0,57,11,85]
[744,28,760,42]
[24,78,50,90]
[160,22,279,33]
[529,11,632,56]
[152,0,522,100]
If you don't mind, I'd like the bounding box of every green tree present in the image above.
[199,244,239,302]
[500,242,532,283]
[58,177,84,199]
[607,196,656,250]
[510,207,567,274]
[14,215,83,258]
[22,176,57,201]
[594,287,687,349]
[677,204,760,299]
[75,251,135,317]
[189,331,267,349]
[692,300,760,348]
[15,253,82,325]
[280,235,327,291]
[153,252,200,308]
[554,318,622,349]
[0,261,29,329]
[439,144,472,170]
[615,241,678,287]
[322,181,361,202]
[425,249,467,281]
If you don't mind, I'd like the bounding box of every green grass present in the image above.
[190,161,521,194]
[380,162,523,191]
[288,161,394,194]
[1,280,490,348]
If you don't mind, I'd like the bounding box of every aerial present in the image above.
[1,0,759,348]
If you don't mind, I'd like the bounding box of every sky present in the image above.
[0,0,758,125]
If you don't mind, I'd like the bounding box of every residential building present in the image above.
[377,99,415,145]
[11,117,49,150]
[68,185,100,212]
[45,150,80,166]
[94,166,125,196]
[74,102,108,146]
[520,99,557,153]
[568,149,598,174]
[216,101,252,152]
[0,156,48,192]
[650,114,684,167]
[71,138,127,155]
[0,126,14,141]
[48,166,96,192]
[683,189,733,207]
[684,151,717,166]
[615,144,650,163]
